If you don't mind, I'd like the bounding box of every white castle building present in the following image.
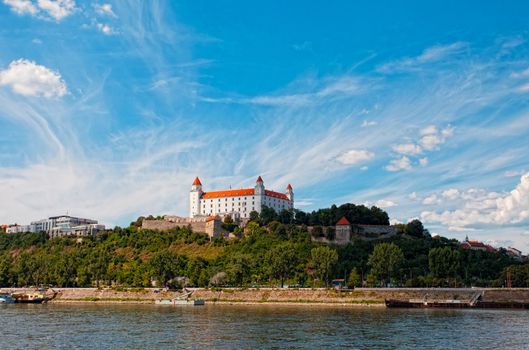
[189,176,294,219]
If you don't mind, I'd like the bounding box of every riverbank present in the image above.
[4,287,529,306]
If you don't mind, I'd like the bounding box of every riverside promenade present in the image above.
[4,287,529,306]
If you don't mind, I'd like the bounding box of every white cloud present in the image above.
[0,59,67,98]
[409,192,417,200]
[37,0,75,20]
[361,120,377,127]
[94,3,115,17]
[392,143,422,155]
[388,124,453,170]
[421,172,529,228]
[505,169,526,177]
[3,0,37,15]
[420,125,438,136]
[494,172,529,224]
[422,194,441,205]
[3,0,75,21]
[336,149,374,165]
[517,83,529,92]
[448,226,478,232]
[419,125,454,150]
[385,156,412,171]
[96,22,114,35]
[442,188,460,200]
[374,199,397,208]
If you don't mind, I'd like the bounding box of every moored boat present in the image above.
[155,298,205,306]
[12,292,49,304]
[0,293,16,304]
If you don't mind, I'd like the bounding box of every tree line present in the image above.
[0,218,525,289]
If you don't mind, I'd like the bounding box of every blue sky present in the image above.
[1,1,529,251]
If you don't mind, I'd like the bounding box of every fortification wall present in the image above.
[141,219,207,233]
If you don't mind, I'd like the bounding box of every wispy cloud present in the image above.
[336,149,374,166]
[378,42,467,73]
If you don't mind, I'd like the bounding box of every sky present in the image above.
[1,1,529,251]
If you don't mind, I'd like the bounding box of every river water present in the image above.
[1,304,528,349]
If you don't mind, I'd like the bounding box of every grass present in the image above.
[206,298,384,304]
[67,297,150,302]
[169,242,225,260]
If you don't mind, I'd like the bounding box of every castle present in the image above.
[189,176,294,219]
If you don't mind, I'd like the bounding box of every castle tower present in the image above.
[254,176,264,212]
[286,184,294,203]
[189,177,203,217]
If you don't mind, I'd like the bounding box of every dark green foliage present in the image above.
[265,243,298,287]
[293,203,390,226]
[259,206,279,225]
[0,215,524,288]
[429,247,460,279]
[149,250,188,287]
[499,265,529,287]
[310,246,338,287]
[406,219,428,238]
[368,243,404,285]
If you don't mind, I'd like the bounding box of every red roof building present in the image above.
[336,217,351,225]
[189,176,294,219]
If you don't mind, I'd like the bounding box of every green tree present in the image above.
[278,209,293,224]
[259,206,279,225]
[0,254,12,287]
[310,246,338,287]
[428,247,460,279]
[226,253,253,286]
[368,243,404,285]
[249,211,260,222]
[406,219,426,238]
[347,267,361,288]
[265,243,298,287]
[149,250,188,287]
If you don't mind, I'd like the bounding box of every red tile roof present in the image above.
[336,216,351,225]
[202,188,255,199]
[264,190,289,200]
[192,177,202,186]
[201,188,290,200]
[467,240,486,248]
[256,176,263,183]
[287,184,293,190]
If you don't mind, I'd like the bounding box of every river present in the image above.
[1,304,528,349]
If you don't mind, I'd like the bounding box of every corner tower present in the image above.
[189,177,203,217]
[286,184,294,203]
[254,176,264,212]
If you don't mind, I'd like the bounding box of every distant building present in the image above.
[460,240,496,253]
[141,215,230,239]
[0,224,9,233]
[335,217,352,242]
[189,176,294,219]
[6,224,31,234]
[5,215,105,238]
[309,217,397,244]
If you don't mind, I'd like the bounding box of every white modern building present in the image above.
[5,224,31,234]
[6,215,105,238]
[189,176,294,219]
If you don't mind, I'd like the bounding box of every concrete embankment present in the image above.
[4,287,529,306]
